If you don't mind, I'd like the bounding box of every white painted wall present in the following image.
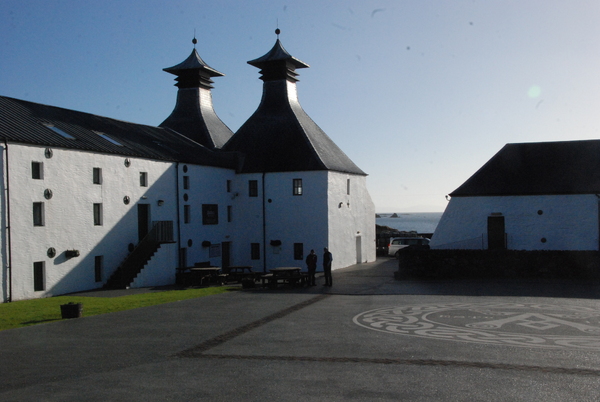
[431,195,599,250]
[177,163,236,268]
[327,172,376,269]
[7,144,179,300]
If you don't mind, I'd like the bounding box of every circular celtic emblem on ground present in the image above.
[353,303,600,350]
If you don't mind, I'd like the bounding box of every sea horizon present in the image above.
[376,212,443,234]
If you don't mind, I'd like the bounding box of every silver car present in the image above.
[388,237,430,257]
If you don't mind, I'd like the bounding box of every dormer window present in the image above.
[42,123,75,139]
[94,131,123,146]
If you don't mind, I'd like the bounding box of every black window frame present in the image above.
[293,179,303,196]
[93,203,103,226]
[184,205,191,224]
[94,255,103,282]
[202,204,219,225]
[32,161,43,179]
[251,243,260,260]
[183,175,190,190]
[33,202,44,226]
[33,261,45,291]
[227,205,232,223]
[249,180,258,197]
[93,167,102,185]
[227,180,232,192]
[294,243,304,260]
[140,171,148,187]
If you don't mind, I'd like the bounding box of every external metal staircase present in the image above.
[104,221,175,289]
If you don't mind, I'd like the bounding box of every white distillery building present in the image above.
[430,140,600,251]
[0,34,375,302]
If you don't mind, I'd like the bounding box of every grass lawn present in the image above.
[0,286,235,331]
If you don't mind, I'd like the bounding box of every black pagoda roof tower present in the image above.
[159,39,233,149]
[222,30,366,175]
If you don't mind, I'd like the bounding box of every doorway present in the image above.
[138,204,151,241]
[487,215,506,250]
[221,242,231,269]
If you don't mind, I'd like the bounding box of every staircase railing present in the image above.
[104,220,175,289]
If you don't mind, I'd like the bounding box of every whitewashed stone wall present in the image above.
[327,172,376,269]
[431,195,599,250]
[6,144,179,301]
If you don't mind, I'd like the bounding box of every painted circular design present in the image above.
[353,303,600,350]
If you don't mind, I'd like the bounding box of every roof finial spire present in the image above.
[275,20,280,38]
[192,29,197,48]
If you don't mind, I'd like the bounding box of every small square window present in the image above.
[93,203,103,226]
[33,202,44,226]
[33,261,45,291]
[294,243,304,260]
[227,205,232,223]
[183,176,190,190]
[293,179,303,196]
[184,205,191,224]
[227,180,232,192]
[202,204,218,225]
[140,172,148,187]
[251,243,260,260]
[32,162,43,179]
[93,167,102,184]
[249,180,258,197]
[94,256,103,282]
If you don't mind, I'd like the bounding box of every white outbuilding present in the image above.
[431,140,600,251]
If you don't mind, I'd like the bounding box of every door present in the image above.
[487,216,506,250]
[356,236,362,264]
[221,242,231,269]
[138,204,151,241]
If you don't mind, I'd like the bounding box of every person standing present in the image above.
[323,247,333,287]
[305,249,317,286]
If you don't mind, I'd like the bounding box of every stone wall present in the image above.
[396,249,600,281]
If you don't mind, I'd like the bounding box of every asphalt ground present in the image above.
[1,258,600,401]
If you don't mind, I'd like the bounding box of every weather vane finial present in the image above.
[276,20,280,38]
[192,29,197,48]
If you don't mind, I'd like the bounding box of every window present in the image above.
[140,172,148,187]
[202,204,218,225]
[93,167,102,184]
[184,205,191,224]
[42,123,76,139]
[33,261,45,291]
[294,243,304,260]
[227,205,232,223]
[227,180,232,192]
[251,243,260,260]
[94,256,103,282]
[93,203,103,226]
[249,180,258,197]
[33,202,44,226]
[347,179,351,195]
[293,179,303,196]
[94,131,123,146]
[183,176,190,190]
[32,162,43,179]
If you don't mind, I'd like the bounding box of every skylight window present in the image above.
[42,123,76,140]
[94,131,123,146]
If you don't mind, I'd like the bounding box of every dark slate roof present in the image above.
[163,48,224,78]
[451,139,600,196]
[223,38,366,176]
[0,96,238,169]
[248,39,309,70]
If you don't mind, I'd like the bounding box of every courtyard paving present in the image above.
[1,258,599,401]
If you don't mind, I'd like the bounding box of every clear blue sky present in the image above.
[2,1,599,212]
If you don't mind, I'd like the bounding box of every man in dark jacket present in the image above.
[323,247,333,287]
[306,249,317,286]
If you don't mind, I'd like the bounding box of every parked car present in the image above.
[388,237,430,257]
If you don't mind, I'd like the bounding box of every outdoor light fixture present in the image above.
[65,250,80,258]
[157,199,164,206]
[202,241,211,247]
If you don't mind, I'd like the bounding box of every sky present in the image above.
[1,1,599,212]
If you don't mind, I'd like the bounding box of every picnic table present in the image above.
[188,267,222,286]
[262,267,307,288]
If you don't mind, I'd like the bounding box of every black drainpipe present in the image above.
[262,172,267,273]
[175,163,182,268]
[3,140,12,302]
